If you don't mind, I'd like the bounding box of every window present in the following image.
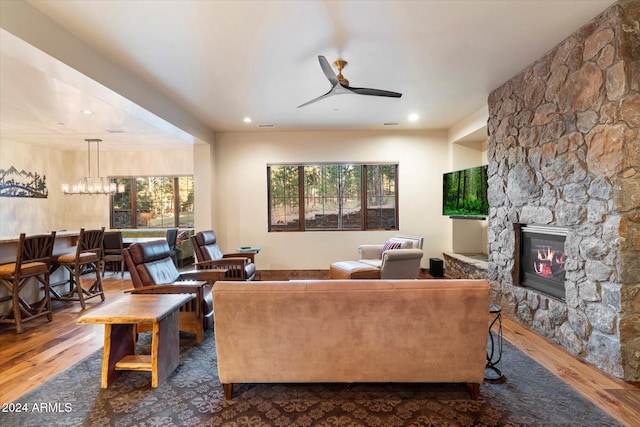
[268,163,398,231]
[110,176,194,229]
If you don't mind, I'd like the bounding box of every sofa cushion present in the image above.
[129,240,172,264]
[135,257,181,285]
[330,261,380,279]
[204,244,224,260]
[359,259,382,269]
[244,262,256,278]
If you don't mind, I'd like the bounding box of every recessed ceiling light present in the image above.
[243,117,252,123]
[81,109,94,115]
[408,113,419,122]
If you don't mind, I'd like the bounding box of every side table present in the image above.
[237,246,260,253]
[78,293,193,388]
[485,303,504,380]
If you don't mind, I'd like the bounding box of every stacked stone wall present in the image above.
[443,252,488,280]
[487,0,639,380]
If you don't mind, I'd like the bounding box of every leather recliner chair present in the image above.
[123,240,214,343]
[191,230,256,281]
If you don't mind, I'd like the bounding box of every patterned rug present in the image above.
[2,329,622,427]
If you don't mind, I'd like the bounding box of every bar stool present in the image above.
[0,231,56,333]
[51,228,105,309]
[102,231,124,277]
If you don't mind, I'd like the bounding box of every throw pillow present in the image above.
[381,240,402,258]
[176,231,188,247]
[389,237,413,248]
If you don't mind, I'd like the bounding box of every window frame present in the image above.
[267,162,399,232]
[109,175,194,229]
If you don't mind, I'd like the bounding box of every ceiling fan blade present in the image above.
[318,55,339,86]
[297,90,336,108]
[349,87,402,98]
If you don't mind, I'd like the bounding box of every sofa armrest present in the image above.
[382,248,423,261]
[358,244,384,260]
[380,249,424,279]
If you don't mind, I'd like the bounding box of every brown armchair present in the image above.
[191,230,256,281]
[123,240,215,343]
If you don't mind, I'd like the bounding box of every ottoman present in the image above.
[329,261,380,279]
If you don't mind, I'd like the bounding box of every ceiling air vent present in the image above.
[257,124,276,128]
[383,122,399,126]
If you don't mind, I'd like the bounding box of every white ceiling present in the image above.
[0,0,616,151]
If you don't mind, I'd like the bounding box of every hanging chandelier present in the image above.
[62,138,125,195]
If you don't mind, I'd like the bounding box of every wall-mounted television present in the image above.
[442,165,489,219]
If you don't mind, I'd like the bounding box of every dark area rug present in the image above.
[1,329,622,427]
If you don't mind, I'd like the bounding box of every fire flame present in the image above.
[533,246,566,278]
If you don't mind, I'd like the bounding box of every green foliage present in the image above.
[111,176,194,228]
[443,165,488,216]
[269,163,398,230]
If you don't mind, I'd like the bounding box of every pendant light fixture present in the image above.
[62,138,124,195]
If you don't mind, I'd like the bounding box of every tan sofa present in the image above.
[213,279,491,400]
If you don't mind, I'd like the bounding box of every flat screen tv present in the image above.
[442,165,489,219]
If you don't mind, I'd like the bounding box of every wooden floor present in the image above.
[0,273,638,426]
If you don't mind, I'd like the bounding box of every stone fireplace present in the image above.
[487,0,639,381]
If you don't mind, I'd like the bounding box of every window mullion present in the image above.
[395,164,399,229]
[174,177,179,228]
[361,165,367,230]
[130,178,136,228]
[299,165,305,231]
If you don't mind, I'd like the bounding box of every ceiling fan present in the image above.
[297,55,402,108]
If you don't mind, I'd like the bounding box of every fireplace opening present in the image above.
[519,225,568,300]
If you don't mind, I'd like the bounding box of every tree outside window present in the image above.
[110,176,194,229]
[268,163,398,232]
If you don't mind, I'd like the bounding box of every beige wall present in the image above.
[212,130,450,270]
[449,142,488,254]
[0,140,194,237]
[447,106,488,255]
[0,140,67,236]
[3,129,463,270]
[194,142,215,231]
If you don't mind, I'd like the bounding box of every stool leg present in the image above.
[43,272,53,322]
[92,262,105,301]
[74,267,86,309]
[11,277,23,334]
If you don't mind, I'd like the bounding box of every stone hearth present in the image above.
[487,0,639,381]
[443,252,488,280]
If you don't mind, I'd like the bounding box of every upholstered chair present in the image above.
[123,240,214,343]
[191,230,256,281]
[102,231,124,277]
[357,235,424,279]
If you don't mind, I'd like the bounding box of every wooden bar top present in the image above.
[78,294,194,325]
[0,230,79,244]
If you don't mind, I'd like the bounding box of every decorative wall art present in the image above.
[0,166,49,198]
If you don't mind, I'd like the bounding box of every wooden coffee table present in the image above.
[78,293,193,388]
